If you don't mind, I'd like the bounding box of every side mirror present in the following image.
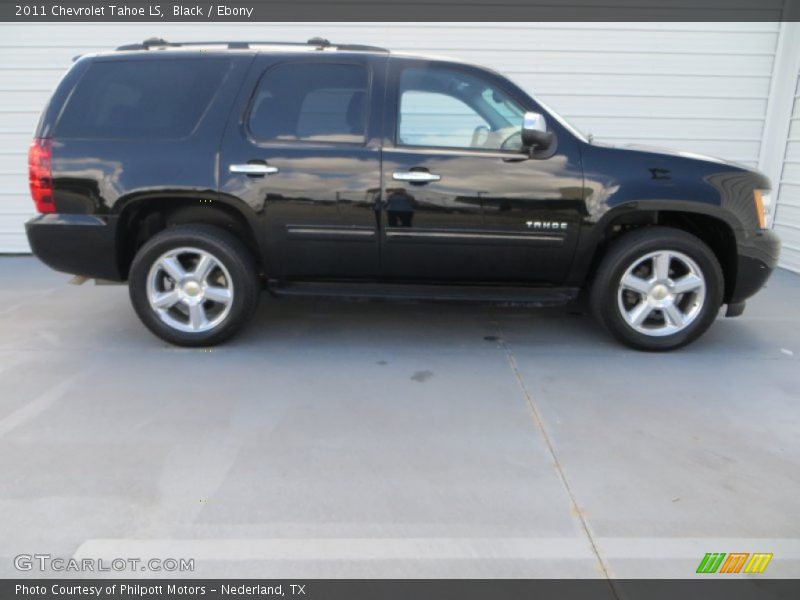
[521,112,554,152]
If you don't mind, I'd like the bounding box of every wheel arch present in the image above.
[115,193,262,280]
[577,202,740,302]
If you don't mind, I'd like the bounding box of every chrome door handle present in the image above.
[229,164,279,175]
[392,171,441,183]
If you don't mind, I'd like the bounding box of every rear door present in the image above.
[219,53,385,280]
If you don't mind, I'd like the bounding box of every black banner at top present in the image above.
[1,0,800,22]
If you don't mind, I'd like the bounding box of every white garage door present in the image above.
[0,22,782,253]
[774,73,800,273]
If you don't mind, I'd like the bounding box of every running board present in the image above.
[268,280,579,306]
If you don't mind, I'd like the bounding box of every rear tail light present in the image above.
[28,137,55,213]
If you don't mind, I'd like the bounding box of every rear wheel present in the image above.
[129,225,259,346]
[590,226,724,351]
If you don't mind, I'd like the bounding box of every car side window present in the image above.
[397,65,525,151]
[400,91,488,148]
[56,58,230,139]
[249,63,368,144]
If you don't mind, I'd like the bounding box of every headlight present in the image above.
[753,189,773,229]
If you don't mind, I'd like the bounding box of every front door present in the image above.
[381,59,585,284]
[219,54,385,280]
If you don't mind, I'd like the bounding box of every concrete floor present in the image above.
[0,256,798,579]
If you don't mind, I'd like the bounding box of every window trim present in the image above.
[244,59,373,148]
[391,60,536,156]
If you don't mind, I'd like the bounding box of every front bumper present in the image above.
[25,213,123,281]
[730,228,781,304]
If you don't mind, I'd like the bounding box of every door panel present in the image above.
[381,59,585,284]
[382,148,584,282]
[219,55,385,280]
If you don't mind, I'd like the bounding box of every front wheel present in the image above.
[129,225,260,346]
[590,227,724,351]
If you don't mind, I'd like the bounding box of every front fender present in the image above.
[566,142,768,286]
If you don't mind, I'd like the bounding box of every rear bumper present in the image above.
[25,213,123,281]
[730,229,781,304]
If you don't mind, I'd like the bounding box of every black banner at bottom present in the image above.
[3,579,800,600]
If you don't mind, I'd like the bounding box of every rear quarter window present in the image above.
[55,58,230,140]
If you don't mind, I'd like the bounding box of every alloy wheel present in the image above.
[616,249,706,337]
[146,247,234,333]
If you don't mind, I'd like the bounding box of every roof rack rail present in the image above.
[115,37,390,53]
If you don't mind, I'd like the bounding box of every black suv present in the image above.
[26,38,780,350]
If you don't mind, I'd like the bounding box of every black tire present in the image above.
[129,224,260,346]
[590,226,724,351]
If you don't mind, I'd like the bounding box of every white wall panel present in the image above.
[774,75,800,273]
[0,22,785,253]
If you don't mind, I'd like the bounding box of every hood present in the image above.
[593,140,757,173]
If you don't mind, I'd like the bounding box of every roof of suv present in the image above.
[114,37,391,54]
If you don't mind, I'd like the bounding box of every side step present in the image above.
[268,280,579,306]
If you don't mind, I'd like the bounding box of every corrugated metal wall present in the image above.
[0,22,788,263]
[775,72,800,272]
